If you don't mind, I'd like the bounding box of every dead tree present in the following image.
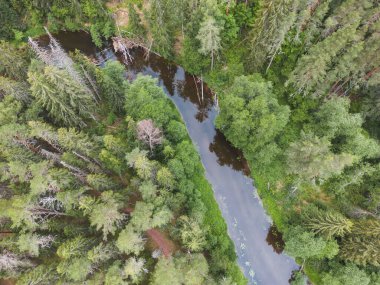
[137,119,163,151]
[0,251,32,272]
[112,36,159,64]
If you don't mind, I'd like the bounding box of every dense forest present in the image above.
[0,10,243,285]
[1,0,380,284]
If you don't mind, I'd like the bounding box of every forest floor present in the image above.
[146,228,178,257]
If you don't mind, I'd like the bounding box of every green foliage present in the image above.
[247,0,299,72]
[291,271,307,285]
[17,233,52,257]
[124,75,178,127]
[130,201,172,231]
[57,257,93,282]
[124,257,145,283]
[105,261,124,285]
[86,191,124,240]
[156,166,175,189]
[284,226,339,261]
[0,0,22,40]
[57,236,87,259]
[177,215,206,252]
[96,60,127,112]
[321,263,371,285]
[216,75,290,162]
[150,257,181,285]
[0,96,22,125]
[0,35,245,284]
[128,3,146,36]
[286,132,354,182]
[151,254,210,285]
[0,41,29,80]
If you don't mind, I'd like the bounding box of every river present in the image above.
[41,31,298,285]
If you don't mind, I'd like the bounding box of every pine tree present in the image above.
[0,96,22,125]
[147,0,174,57]
[96,60,126,112]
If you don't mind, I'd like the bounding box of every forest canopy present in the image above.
[1,0,380,284]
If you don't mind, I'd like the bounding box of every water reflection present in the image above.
[266,225,285,254]
[209,130,250,175]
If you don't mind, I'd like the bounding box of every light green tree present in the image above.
[196,16,222,69]
[286,132,354,182]
[116,224,145,255]
[151,258,181,285]
[156,167,175,189]
[177,215,206,252]
[124,257,146,283]
[284,226,339,263]
[87,191,124,240]
[17,233,54,256]
[56,257,93,282]
[131,201,172,231]
[105,261,124,285]
[139,180,158,201]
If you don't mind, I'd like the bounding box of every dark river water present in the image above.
[38,31,298,285]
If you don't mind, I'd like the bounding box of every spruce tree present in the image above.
[28,61,95,127]
[128,3,146,37]
[340,236,380,266]
[303,210,353,239]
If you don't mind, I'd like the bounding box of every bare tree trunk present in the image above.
[193,75,201,104]
[201,74,204,103]
[211,51,214,70]
[266,43,281,73]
